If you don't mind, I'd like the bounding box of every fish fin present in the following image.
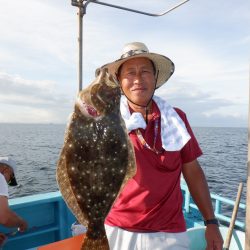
[56,152,88,227]
[81,235,109,250]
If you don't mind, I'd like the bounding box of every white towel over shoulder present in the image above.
[120,95,191,151]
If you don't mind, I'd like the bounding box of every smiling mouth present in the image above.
[132,88,146,91]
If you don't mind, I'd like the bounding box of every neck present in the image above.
[128,100,153,120]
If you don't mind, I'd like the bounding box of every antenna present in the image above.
[71,0,190,91]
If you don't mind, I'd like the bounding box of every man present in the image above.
[0,156,28,244]
[99,42,223,249]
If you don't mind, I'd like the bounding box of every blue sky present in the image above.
[0,0,249,127]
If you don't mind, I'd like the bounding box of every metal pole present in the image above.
[71,0,190,92]
[72,0,86,92]
[78,4,83,92]
[91,0,190,17]
[246,64,250,250]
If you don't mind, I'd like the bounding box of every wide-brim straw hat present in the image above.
[98,42,175,89]
[0,156,18,186]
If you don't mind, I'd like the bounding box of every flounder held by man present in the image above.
[56,69,136,250]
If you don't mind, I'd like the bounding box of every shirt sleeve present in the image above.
[174,108,203,164]
[0,173,9,198]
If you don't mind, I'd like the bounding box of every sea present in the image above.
[0,124,247,222]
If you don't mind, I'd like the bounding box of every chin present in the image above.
[130,97,150,107]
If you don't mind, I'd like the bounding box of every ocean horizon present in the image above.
[0,122,248,128]
[0,123,247,221]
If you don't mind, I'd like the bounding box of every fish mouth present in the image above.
[77,68,120,118]
[82,102,99,117]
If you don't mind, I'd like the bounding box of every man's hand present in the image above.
[205,224,223,250]
[0,233,7,246]
[18,218,28,232]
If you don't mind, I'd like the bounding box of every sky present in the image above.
[0,0,249,127]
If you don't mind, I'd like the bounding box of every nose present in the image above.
[133,72,143,84]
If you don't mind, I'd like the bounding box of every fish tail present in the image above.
[81,234,109,250]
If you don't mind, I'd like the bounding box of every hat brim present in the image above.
[100,52,175,89]
[0,157,18,186]
[8,176,18,186]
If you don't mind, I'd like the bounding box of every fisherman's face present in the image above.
[118,57,156,107]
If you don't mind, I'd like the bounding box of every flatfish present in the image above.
[56,69,136,250]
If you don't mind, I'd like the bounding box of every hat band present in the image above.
[120,49,148,59]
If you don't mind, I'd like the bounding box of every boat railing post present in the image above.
[214,199,221,216]
[184,188,191,213]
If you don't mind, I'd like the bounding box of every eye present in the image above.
[126,71,136,76]
[141,69,153,75]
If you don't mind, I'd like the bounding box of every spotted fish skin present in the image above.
[56,69,136,250]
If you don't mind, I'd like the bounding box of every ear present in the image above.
[154,70,159,89]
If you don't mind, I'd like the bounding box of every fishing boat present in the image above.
[1,1,249,250]
[0,179,246,250]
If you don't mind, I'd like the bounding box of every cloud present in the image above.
[0,71,74,123]
[0,72,70,102]
[0,105,64,124]
[236,35,250,46]
[0,0,248,126]
[156,81,247,127]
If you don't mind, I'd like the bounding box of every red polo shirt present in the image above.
[105,101,202,232]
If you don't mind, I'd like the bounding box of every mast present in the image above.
[246,64,250,250]
[71,0,189,92]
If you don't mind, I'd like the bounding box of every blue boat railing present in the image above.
[181,180,246,231]
[0,181,246,250]
[0,192,76,250]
